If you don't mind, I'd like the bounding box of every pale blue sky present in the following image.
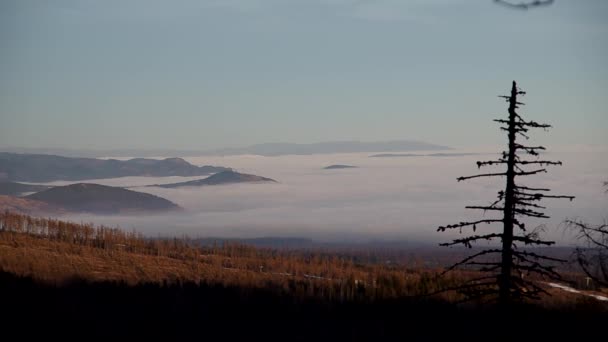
[1,0,606,150]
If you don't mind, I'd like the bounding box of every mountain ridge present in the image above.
[206,140,450,156]
[0,153,230,182]
[1,140,449,158]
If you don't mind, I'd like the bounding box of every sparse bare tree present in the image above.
[567,182,608,287]
[438,81,574,305]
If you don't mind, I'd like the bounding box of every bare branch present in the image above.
[539,194,575,201]
[442,249,503,273]
[511,235,555,246]
[457,172,507,182]
[515,160,562,166]
[440,233,503,248]
[465,206,503,211]
[513,250,566,263]
[514,200,546,209]
[516,185,550,192]
[437,219,502,232]
[512,264,560,279]
[567,220,608,249]
[477,160,508,168]
[514,168,547,176]
[514,208,549,218]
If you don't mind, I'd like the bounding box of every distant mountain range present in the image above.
[370,153,480,158]
[25,183,180,214]
[323,165,357,170]
[203,140,449,156]
[147,170,277,189]
[1,140,449,158]
[0,181,52,196]
[0,153,230,182]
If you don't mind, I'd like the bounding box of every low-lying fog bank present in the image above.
[38,147,607,245]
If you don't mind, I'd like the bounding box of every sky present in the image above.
[1,0,607,150]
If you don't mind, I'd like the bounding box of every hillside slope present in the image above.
[26,183,179,214]
[0,195,63,215]
[0,181,51,196]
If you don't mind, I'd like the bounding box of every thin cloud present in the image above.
[319,0,474,22]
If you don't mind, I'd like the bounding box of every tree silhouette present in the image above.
[438,81,574,305]
[567,182,608,287]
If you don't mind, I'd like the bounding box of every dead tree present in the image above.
[438,81,574,305]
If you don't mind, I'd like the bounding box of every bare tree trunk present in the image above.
[499,81,518,305]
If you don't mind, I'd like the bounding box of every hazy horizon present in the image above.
[0,139,450,157]
[24,146,605,246]
[2,139,607,159]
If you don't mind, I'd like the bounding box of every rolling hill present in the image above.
[148,170,277,188]
[323,165,357,170]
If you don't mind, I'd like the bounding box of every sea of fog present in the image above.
[38,147,607,245]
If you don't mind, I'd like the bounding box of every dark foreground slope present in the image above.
[26,183,179,214]
[1,272,605,341]
[0,212,605,341]
[150,170,276,188]
[0,152,229,182]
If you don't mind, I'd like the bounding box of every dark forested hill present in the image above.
[26,183,179,214]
